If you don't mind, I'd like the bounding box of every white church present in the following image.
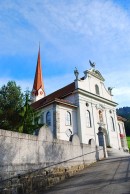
[31,48,128,151]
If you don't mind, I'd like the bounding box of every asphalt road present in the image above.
[40,156,130,194]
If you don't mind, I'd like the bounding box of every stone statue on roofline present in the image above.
[108,87,114,95]
[74,67,79,80]
[89,60,95,69]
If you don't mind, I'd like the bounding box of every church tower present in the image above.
[31,46,45,102]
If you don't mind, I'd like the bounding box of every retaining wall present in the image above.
[0,126,104,193]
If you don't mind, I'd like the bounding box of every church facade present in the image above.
[31,49,128,151]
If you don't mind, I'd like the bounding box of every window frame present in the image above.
[99,110,103,123]
[46,111,51,126]
[95,84,100,95]
[65,111,71,126]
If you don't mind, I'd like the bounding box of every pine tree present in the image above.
[19,90,42,134]
[0,81,23,131]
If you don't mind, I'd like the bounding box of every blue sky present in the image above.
[0,0,130,107]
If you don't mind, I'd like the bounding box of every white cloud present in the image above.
[0,0,130,107]
[0,77,33,93]
[0,73,74,95]
[1,0,130,57]
[104,70,130,107]
[0,69,129,108]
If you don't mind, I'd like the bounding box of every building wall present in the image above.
[39,104,54,132]
[118,120,128,150]
[71,70,121,149]
[77,72,112,101]
[58,105,77,141]
[74,92,121,149]
[37,69,122,150]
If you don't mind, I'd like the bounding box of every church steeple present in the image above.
[31,46,45,102]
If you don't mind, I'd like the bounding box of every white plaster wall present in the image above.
[57,105,77,141]
[105,109,121,149]
[37,70,121,150]
[76,92,121,149]
[32,88,45,102]
[77,73,112,101]
[77,94,97,144]
[101,82,113,101]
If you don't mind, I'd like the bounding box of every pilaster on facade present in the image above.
[104,109,111,147]
[76,95,83,143]
[122,124,128,150]
[113,110,122,149]
[53,104,60,139]
[91,103,98,143]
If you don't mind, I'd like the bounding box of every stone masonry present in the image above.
[0,126,104,194]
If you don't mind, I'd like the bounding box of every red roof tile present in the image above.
[31,82,75,110]
[117,115,127,122]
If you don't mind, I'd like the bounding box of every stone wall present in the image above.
[0,126,104,193]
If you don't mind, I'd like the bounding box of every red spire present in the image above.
[33,46,44,92]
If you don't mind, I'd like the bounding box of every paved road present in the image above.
[40,156,130,194]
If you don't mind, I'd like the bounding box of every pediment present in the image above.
[88,69,105,81]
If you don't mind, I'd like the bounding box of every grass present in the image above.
[126,136,130,150]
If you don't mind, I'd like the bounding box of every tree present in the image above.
[0,81,23,131]
[0,81,42,134]
[19,90,42,134]
[117,107,130,136]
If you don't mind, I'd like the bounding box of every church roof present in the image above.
[33,47,44,91]
[117,115,127,122]
[31,82,76,110]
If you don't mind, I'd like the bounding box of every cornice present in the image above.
[74,88,118,107]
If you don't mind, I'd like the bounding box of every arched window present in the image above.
[95,84,100,95]
[86,110,91,127]
[66,111,71,125]
[110,116,115,131]
[99,110,103,123]
[46,111,51,126]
